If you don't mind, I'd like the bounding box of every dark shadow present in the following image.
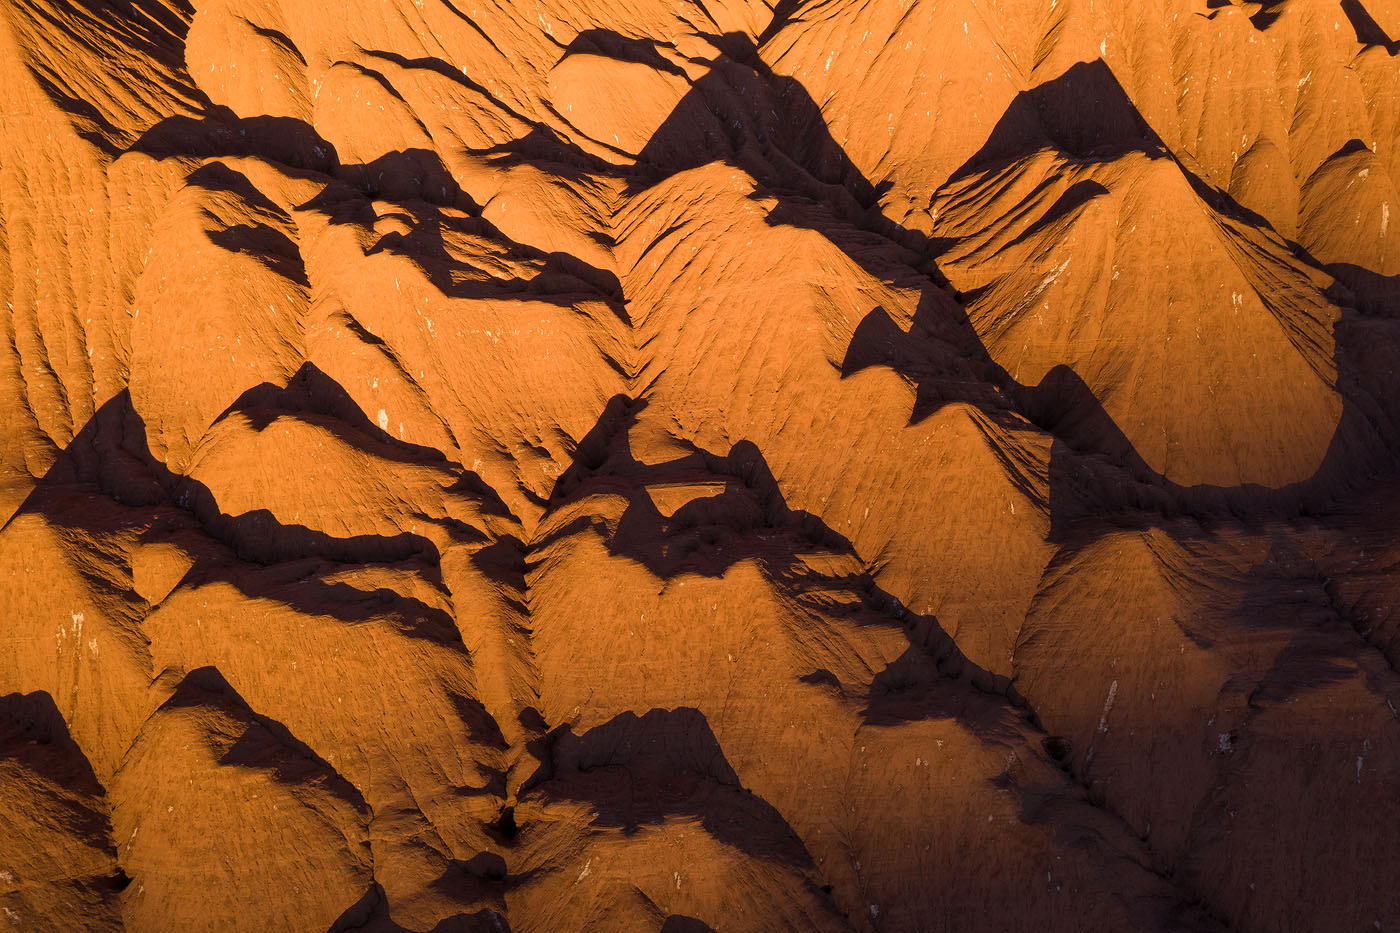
[133,108,464,211]
[246,23,306,64]
[221,361,433,452]
[949,60,1167,180]
[328,882,407,932]
[79,0,195,72]
[132,108,340,175]
[74,26,1400,551]
[339,148,463,205]
[185,158,313,219]
[614,41,1205,536]
[425,859,512,927]
[11,389,481,646]
[359,49,531,125]
[21,14,1397,725]
[660,917,717,933]
[520,708,822,869]
[328,882,508,932]
[629,37,1396,539]
[469,126,621,181]
[544,395,1020,713]
[0,691,127,895]
[27,73,128,159]
[1248,628,1359,705]
[208,224,309,285]
[633,33,882,217]
[561,30,690,80]
[0,691,109,818]
[1230,535,1383,706]
[354,194,627,309]
[1327,262,1400,318]
[446,691,511,753]
[174,671,514,928]
[1248,1,1287,31]
[132,105,630,316]
[12,0,198,155]
[163,666,372,814]
[1342,0,1399,53]
[214,361,516,519]
[1004,179,1112,248]
[4,380,534,857]
[10,20,1400,930]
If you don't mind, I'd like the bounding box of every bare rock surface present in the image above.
[3,0,1400,929]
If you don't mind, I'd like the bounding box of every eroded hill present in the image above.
[2,0,1400,930]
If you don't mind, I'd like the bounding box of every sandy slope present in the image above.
[2,0,1400,930]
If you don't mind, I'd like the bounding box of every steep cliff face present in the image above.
[2,1,1399,930]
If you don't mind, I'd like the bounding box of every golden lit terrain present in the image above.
[2,0,1400,929]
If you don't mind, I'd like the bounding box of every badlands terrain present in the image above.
[3,0,1400,928]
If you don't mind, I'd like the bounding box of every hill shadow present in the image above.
[117,27,1350,550]
[947,59,1167,180]
[164,666,371,813]
[1342,0,1400,54]
[9,387,492,647]
[73,20,1400,547]
[132,108,629,312]
[543,395,1025,717]
[0,690,128,898]
[519,707,827,871]
[630,35,1395,541]
[17,13,1399,931]
[0,690,111,825]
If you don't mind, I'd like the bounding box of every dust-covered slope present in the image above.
[3,0,1400,930]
